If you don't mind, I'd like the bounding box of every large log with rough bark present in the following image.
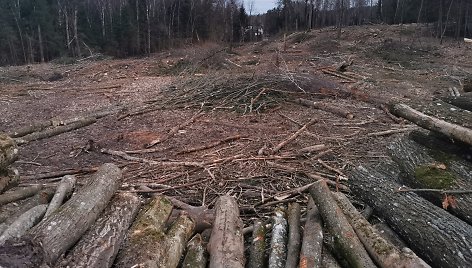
[388,137,472,224]
[269,207,287,268]
[309,181,376,268]
[390,103,472,145]
[442,94,472,112]
[114,195,173,267]
[408,130,472,161]
[248,220,267,268]
[0,163,122,267]
[182,234,208,268]
[299,197,323,268]
[0,185,42,206]
[0,205,47,245]
[332,192,430,268]
[0,134,18,170]
[208,195,245,268]
[285,203,301,268]
[58,193,141,268]
[348,164,472,267]
[408,100,472,128]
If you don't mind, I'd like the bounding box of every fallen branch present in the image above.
[0,204,47,245]
[297,144,327,154]
[146,110,203,148]
[14,117,97,145]
[380,104,404,124]
[44,175,76,218]
[318,159,346,177]
[0,185,42,206]
[395,186,472,195]
[391,103,472,145]
[21,167,98,181]
[295,98,354,119]
[367,127,417,137]
[175,135,242,155]
[101,148,204,167]
[309,180,376,268]
[272,118,317,153]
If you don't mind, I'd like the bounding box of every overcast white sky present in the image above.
[249,0,278,15]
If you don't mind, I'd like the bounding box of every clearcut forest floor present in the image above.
[1,24,471,220]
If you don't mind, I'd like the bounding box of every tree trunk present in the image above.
[44,175,76,218]
[268,207,287,268]
[309,180,376,268]
[248,220,267,268]
[37,25,44,63]
[299,197,323,268]
[285,203,301,268]
[182,234,208,268]
[74,8,81,58]
[388,137,472,224]
[348,164,472,267]
[0,134,18,171]
[26,163,121,265]
[159,214,195,268]
[114,195,173,267]
[59,193,140,268]
[408,130,472,161]
[390,103,472,145]
[332,192,430,268]
[208,195,245,268]
[0,205,47,245]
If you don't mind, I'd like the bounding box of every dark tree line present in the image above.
[263,0,471,42]
[0,0,249,66]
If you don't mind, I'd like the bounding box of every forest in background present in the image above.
[0,0,470,66]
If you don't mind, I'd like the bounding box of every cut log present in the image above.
[309,180,376,268]
[388,137,472,224]
[348,164,472,267]
[321,247,342,268]
[59,192,140,268]
[0,133,18,170]
[268,207,288,268]
[332,192,430,268]
[114,195,173,267]
[294,98,354,119]
[373,222,407,249]
[442,94,472,112]
[0,205,47,245]
[44,175,76,218]
[14,117,97,145]
[407,100,472,128]
[285,203,301,268]
[299,197,323,268]
[208,195,245,268]
[0,168,20,194]
[298,144,327,154]
[0,187,54,234]
[182,234,208,268]
[0,185,42,206]
[390,103,472,145]
[272,118,317,153]
[18,163,122,265]
[158,213,195,268]
[248,220,267,268]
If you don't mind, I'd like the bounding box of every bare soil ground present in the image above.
[1,24,471,221]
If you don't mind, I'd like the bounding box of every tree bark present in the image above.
[388,137,472,224]
[268,207,287,268]
[158,214,195,268]
[332,192,430,268]
[294,98,354,119]
[408,130,472,161]
[285,203,301,268]
[348,164,472,267]
[44,175,76,218]
[182,234,208,268]
[208,195,245,268]
[248,220,267,268]
[27,163,122,265]
[114,195,173,267]
[0,134,18,171]
[390,103,472,145]
[57,193,139,268]
[309,180,376,268]
[299,197,323,268]
[407,100,472,128]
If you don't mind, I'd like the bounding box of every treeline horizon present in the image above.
[0,0,470,66]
